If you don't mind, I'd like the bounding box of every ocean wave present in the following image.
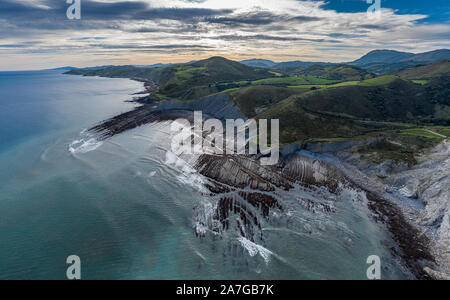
[69,137,103,154]
[193,200,220,237]
[164,151,207,192]
[68,129,104,154]
[238,237,273,264]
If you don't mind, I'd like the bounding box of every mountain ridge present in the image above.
[238,49,450,74]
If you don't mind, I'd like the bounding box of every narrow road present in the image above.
[425,129,447,138]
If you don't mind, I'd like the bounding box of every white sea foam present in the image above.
[238,237,273,264]
[193,200,221,237]
[399,186,416,198]
[69,138,103,154]
[165,151,207,192]
[69,129,104,154]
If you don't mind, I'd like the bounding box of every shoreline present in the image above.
[68,73,446,279]
[193,151,437,279]
[292,141,449,280]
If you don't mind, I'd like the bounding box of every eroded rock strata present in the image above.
[90,94,245,139]
[334,139,450,279]
[85,99,440,279]
[193,152,434,279]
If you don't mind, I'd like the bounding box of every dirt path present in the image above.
[425,129,447,138]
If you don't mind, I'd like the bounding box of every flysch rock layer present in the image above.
[193,152,434,279]
[307,139,450,280]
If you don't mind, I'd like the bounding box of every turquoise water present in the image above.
[0,71,410,279]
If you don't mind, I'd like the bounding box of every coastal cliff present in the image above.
[191,152,434,279]
[299,138,450,279]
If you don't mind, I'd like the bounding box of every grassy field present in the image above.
[430,126,450,137]
[359,140,417,166]
[174,66,206,80]
[251,76,337,86]
[288,64,375,81]
[394,60,450,80]
[229,85,300,117]
[400,128,446,139]
[358,75,398,86]
[288,75,399,90]
[338,126,449,166]
[412,80,429,85]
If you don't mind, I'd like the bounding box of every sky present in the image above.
[0,0,449,70]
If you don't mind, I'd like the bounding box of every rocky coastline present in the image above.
[80,77,446,279]
[192,152,436,279]
[291,138,450,280]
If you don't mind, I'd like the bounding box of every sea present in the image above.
[0,70,411,279]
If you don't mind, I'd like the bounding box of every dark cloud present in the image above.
[202,12,322,27]
[129,24,209,34]
[0,43,213,55]
[210,34,341,43]
[0,0,234,32]
[327,33,367,38]
[0,44,31,48]
[0,41,41,48]
[202,11,282,26]
[288,16,323,22]
[82,1,233,21]
[88,44,213,50]
[360,24,391,30]
[0,0,233,21]
[69,37,106,41]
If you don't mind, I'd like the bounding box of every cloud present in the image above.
[0,0,449,69]
[201,11,322,27]
[209,34,340,43]
[69,37,106,40]
[0,44,32,48]
[88,43,214,50]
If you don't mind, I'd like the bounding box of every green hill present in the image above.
[394,60,450,80]
[290,78,435,122]
[67,56,450,145]
[250,76,336,86]
[291,64,375,81]
[254,76,450,144]
[67,57,275,100]
[229,85,301,117]
[257,96,379,144]
[66,64,173,84]
[350,49,450,74]
[289,75,399,90]
[160,57,274,99]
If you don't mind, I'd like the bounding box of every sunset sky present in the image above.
[0,0,449,70]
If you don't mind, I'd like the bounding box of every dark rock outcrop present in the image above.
[90,94,245,139]
[193,152,435,280]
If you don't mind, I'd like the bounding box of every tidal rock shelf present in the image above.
[192,152,434,279]
[79,83,439,279]
[89,93,245,140]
